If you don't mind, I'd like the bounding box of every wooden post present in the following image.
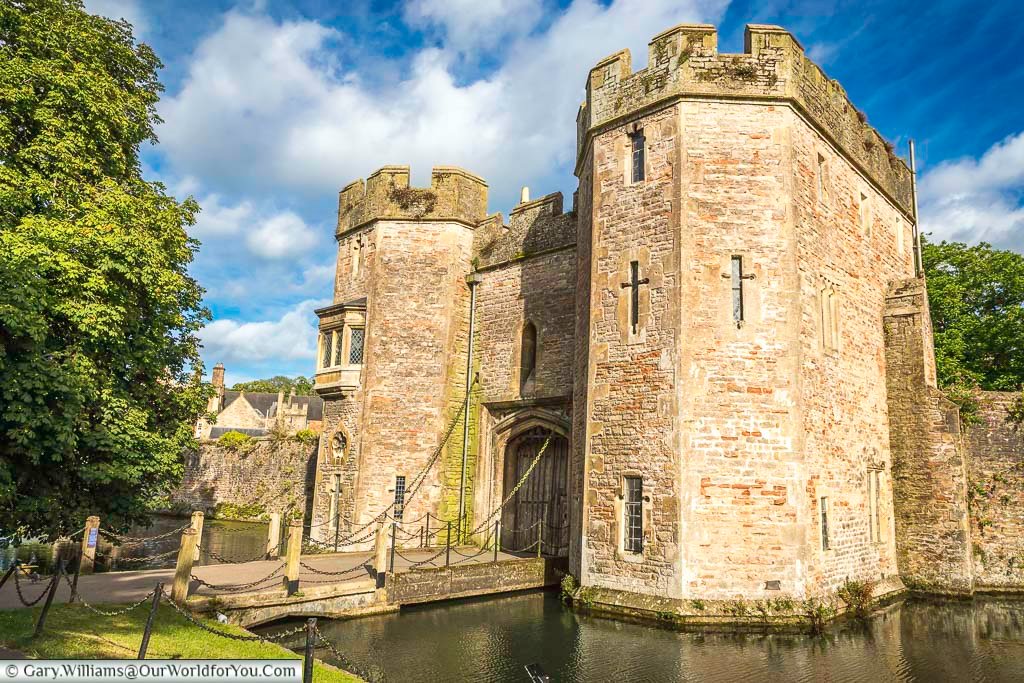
[137,582,163,659]
[171,528,197,604]
[303,618,316,683]
[33,561,64,637]
[373,522,388,590]
[493,521,499,563]
[267,512,281,559]
[69,546,83,603]
[191,511,204,562]
[79,515,100,575]
[536,519,543,558]
[283,521,302,596]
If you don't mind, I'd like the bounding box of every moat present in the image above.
[263,590,1024,682]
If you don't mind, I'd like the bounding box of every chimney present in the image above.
[288,387,295,408]
[276,389,285,425]
[212,363,225,389]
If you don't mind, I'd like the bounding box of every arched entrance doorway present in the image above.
[500,426,569,555]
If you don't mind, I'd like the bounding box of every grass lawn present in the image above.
[0,603,360,682]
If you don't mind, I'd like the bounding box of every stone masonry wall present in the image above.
[580,101,682,598]
[884,278,973,594]
[965,392,1024,590]
[353,218,476,532]
[579,24,912,213]
[792,100,914,595]
[174,437,317,520]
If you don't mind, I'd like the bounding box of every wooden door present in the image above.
[501,427,568,555]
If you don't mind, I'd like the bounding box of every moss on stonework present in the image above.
[437,335,484,536]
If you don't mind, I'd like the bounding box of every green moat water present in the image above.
[263,590,1024,682]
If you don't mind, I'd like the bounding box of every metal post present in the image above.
[33,561,64,637]
[445,521,451,568]
[909,139,923,278]
[283,521,302,596]
[267,512,281,559]
[424,513,430,548]
[80,515,100,575]
[536,519,543,558]
[389,522,397,575]
[69,545,83,603]
[333,511,340,553]
[137,582,163,659]
[493,521,499,563]
[171,529,197,604]
[303,618,317,683]
[191,511,204,563]
[456,275,479,545]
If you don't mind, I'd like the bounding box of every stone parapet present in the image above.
[337,165,489,236]
[577,23,913,214]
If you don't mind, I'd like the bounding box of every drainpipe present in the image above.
[909,139,924,278]
[456,272,481,544]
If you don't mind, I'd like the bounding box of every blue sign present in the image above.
[87,527,98,548]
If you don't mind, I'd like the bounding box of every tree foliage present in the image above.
[230,376,314,396]
[923,237,1024,392]
[0,0,209,538]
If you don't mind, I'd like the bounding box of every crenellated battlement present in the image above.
[474,191,576,268]
[337,165,489,236]
[578,23,914,213]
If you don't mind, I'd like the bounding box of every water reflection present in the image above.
[0,515,272,573]
[268,591,1024,682]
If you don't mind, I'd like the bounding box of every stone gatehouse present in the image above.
[304,23,1023,616]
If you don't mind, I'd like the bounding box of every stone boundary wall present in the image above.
[884,278,973,594]
[172,437,318,520]
[965,392,1024,590]
[579,23,913,214]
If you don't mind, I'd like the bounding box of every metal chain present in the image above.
[465,432,553,538]
[100,524,191,545]
[12,568,52,607]
[298,557,372,576]
[110,549,180,565]
[306,379,477,538]
[312,623,381,682]
[60,572,157,616]
[190,564,285,593]
[199,543,281,565]
[159,589,306,643]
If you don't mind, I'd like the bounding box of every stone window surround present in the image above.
[623,122,647,186]
[614,471,651,563]
[317,310,367,373]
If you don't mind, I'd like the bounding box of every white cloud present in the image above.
[183,191,320,261]
[84,0,147,35]
[199,299,327,365]
[157,0,729,210]
[404,0,544,51]
[246,211,319,260]
[919,132,1024,251]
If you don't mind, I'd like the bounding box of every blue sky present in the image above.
[83,0,1024,385]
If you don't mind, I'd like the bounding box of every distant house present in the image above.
[196,363,324,439]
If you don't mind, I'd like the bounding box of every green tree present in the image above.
[230,376,315,396]
[923,237,1024,392]
[0,0,209,539]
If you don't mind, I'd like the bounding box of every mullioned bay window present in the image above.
[314,298,367,393]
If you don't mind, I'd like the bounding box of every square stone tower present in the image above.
[311,166,487,543]
[571,24,919,609]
